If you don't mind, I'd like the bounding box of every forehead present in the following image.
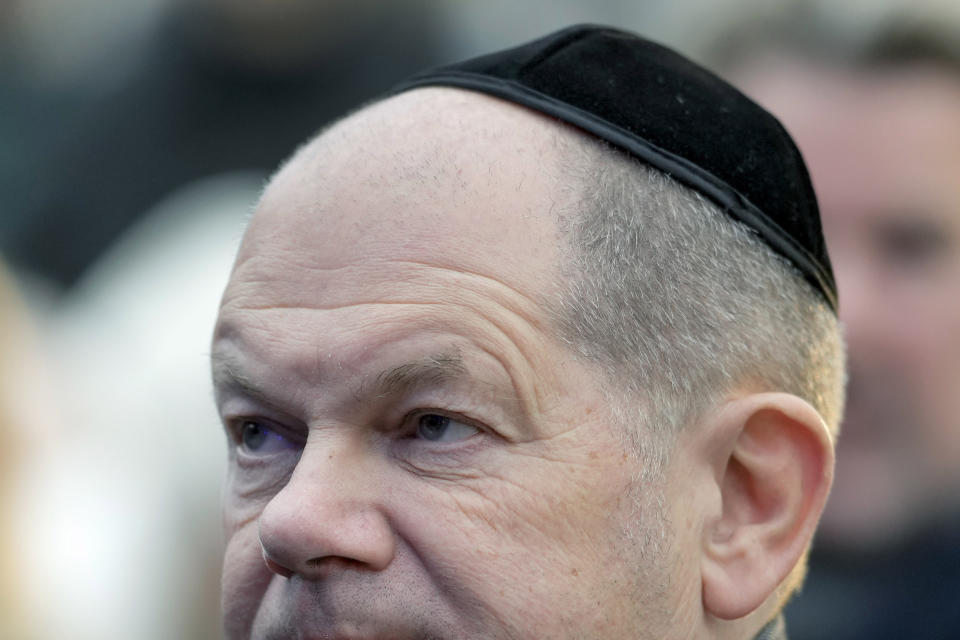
[215,89,584,407]
[234,88,574,300]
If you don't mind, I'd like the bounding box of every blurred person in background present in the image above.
[715,5,960,639]
[0,260,50,640]
[1,0,446,292]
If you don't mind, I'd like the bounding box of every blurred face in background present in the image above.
[738,60,960,548]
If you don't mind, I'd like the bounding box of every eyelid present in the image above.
[876,221,950,261]
[226,416,305,449]
[403,408,486,435]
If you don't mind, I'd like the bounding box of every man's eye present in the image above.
[238,420,299,455]
[416,414,479,443]
[877,220,950,271]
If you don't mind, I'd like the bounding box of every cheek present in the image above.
[223,458,294,533]
[913,292,960,467]
[417,460,622,551]
[220,463,287,638]
[390,456,642,631]
[895,287,960,406]
[221,523,273,640]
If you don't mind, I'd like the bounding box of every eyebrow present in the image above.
[211,349,468,405]
[212,355,272,404]
[371,350,466,398]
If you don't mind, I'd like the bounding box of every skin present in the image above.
[737,59,960,549]
[211,87,831,639]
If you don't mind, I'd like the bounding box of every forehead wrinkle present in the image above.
[215,296,559,427]
[387,259,558,330]
[220,299,447,315]
[214,307,542,436]
[211,324,330,415]
[221,258,558,323]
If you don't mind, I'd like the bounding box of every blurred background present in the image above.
[2,0,958,638]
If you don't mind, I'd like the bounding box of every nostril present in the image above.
[305,556,365,572]
[263,552,295,579]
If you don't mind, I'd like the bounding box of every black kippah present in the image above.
[391,24,838,312]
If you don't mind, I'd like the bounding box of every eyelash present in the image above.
[409,406,488,432]
[229,418,303,450]
[226,409,486,445]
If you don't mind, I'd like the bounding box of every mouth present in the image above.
[251,568,461,640]
[264,627,421,640]
[305,636,398,640]
[254,598,442,640]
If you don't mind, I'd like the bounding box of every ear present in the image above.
[700,393,834,620]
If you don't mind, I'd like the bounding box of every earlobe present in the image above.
[700,393,834,620]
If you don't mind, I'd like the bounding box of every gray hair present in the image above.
[551,135,845,459]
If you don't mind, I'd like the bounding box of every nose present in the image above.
[258,439,396,580]
[832,251,892,366]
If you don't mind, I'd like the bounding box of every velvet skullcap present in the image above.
[391,24,838,311]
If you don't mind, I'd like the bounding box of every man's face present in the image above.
[212,90,702,639]
[739,61,960,548]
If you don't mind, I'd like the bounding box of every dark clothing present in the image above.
[785,519,960,640]
[756,615,789,640]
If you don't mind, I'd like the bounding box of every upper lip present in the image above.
[259,612,426,640]
[265,630,407,640]
[256,573,447,640]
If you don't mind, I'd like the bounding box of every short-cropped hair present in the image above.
[551,134,845,454]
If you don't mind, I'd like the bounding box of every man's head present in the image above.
[212,28,842,639]
[726,17,960,551]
